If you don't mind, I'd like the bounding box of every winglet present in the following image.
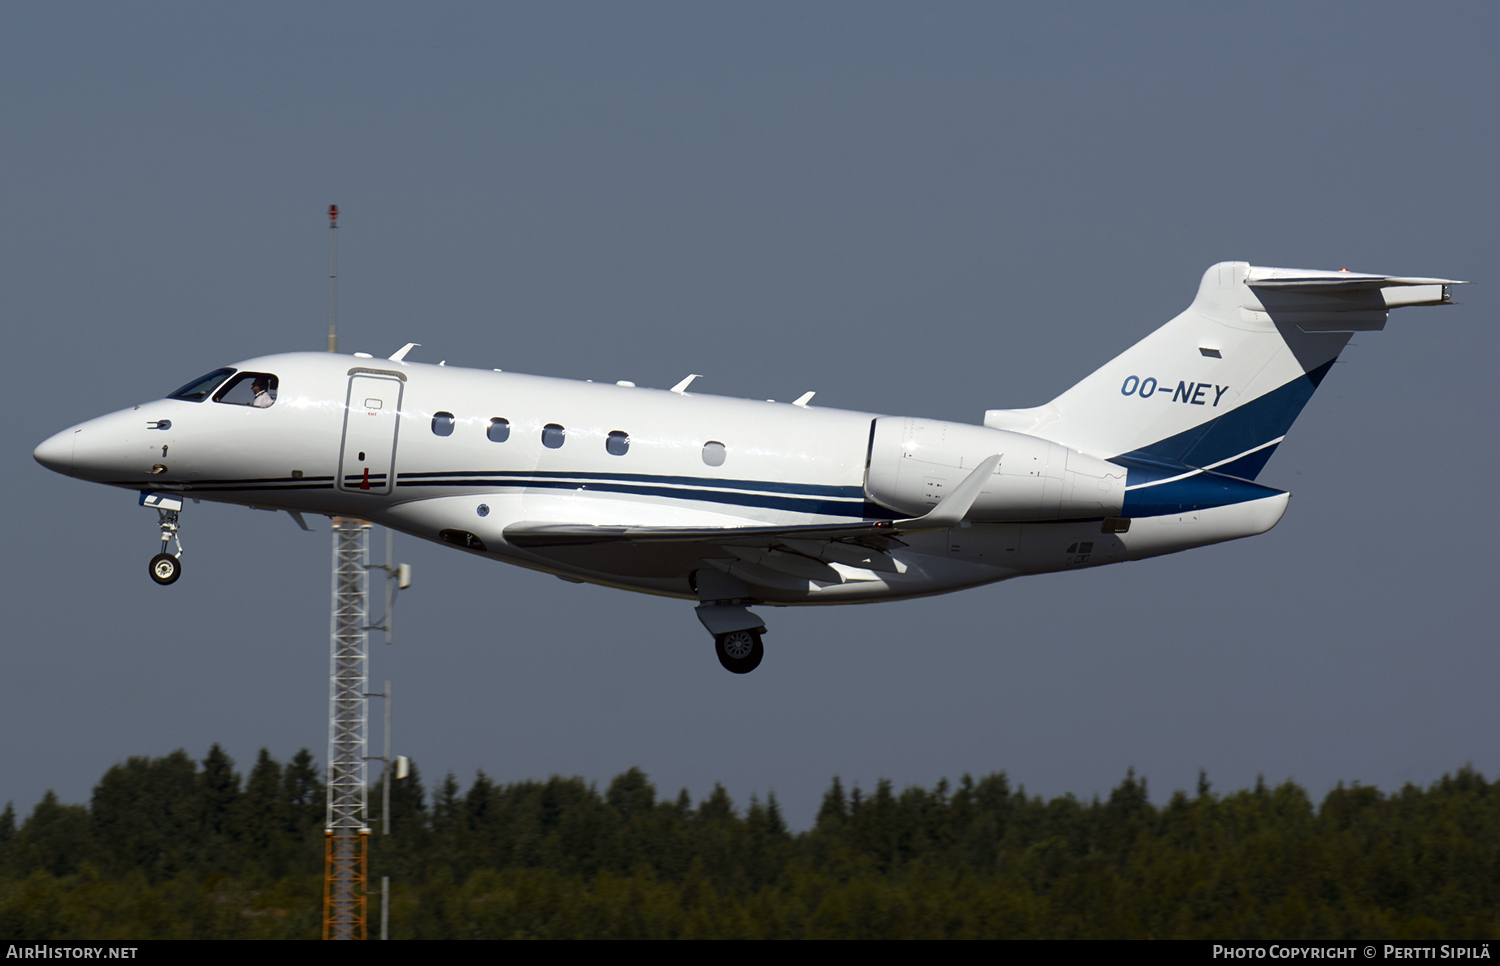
[792,391,816,408]
[670,374,702,394]
[895,454,1001,531]
[388,343,421,363]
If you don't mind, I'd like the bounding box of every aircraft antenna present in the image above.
[327,204,339,352]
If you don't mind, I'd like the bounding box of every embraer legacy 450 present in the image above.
[34,262,1462,672]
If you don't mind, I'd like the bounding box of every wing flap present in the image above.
[503,519,896,548]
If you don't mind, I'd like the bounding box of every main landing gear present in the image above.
[714,629,764,674]
[694,573,769,674]
[140,492,184,585]
[696,595,767,674]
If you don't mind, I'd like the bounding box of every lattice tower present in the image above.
[324,518,369,939]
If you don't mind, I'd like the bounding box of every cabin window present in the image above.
[702,440,726,467]
[212,372,279,408]
[168,368,235,402]
[542,423,566,449]
[487,418,511,443]
[432,412,455,437]
[606,430,630,456]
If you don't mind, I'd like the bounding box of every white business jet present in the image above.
[34,262,1461,673]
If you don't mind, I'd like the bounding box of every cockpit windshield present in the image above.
[167,368,236,402]
[213,372,278,408]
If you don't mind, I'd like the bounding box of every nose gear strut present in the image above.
[140,491,184,585]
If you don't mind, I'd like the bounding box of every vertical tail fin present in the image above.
[985,262,1462,480]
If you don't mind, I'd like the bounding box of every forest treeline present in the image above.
[1,747,1496,939]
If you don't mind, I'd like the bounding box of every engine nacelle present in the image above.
[863,417,1125,522]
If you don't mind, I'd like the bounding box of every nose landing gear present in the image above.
[139,492,184,586]
[149,551,181,585]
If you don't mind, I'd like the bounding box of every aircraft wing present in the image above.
[503,519,899,548]
[502,454,1001,584]
[504,453,998,547]
[503,519,909,582]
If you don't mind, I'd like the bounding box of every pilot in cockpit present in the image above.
[252,377,273,408]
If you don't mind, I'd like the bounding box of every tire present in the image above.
[715,630,763,674]
[149,553,181,585]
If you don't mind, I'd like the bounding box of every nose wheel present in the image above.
[147,503,184,586]
[714,629,764,674]
[149,552,181,585]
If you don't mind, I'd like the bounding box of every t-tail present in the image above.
[986,262,1464,512]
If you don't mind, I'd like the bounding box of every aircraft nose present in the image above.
[34,428,76,477]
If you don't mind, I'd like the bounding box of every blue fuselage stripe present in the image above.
[143,471,890,519]
[395,475,888,518]
[396,469,863,498]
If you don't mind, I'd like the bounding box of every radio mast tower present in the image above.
[324,518,371,939]
[319,205,409,939]
[322,202,368,939]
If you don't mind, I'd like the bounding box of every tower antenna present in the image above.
[324,519,369,938]
[327,204,339,352]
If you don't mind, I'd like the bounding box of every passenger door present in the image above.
[337,374,404,495]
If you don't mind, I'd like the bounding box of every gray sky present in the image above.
[2,2,1495,830]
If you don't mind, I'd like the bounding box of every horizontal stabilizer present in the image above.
[1247,268,1464,309]
[1247,273,1462,293]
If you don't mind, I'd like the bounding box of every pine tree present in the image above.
[89,750,198,881]
[198,744,242,872]
[199,745,241,835]
[606,767,655,820]
[698,784,734,823]
[238,749,285,875]
[280,748,323,834]
[816,776,848,830]
[0,802,16,876]
[15,791,89,877]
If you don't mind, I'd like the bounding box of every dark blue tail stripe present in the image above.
[1115,359,1334,478]
[1211,445,1280,482]
[1121,471,1285,517]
